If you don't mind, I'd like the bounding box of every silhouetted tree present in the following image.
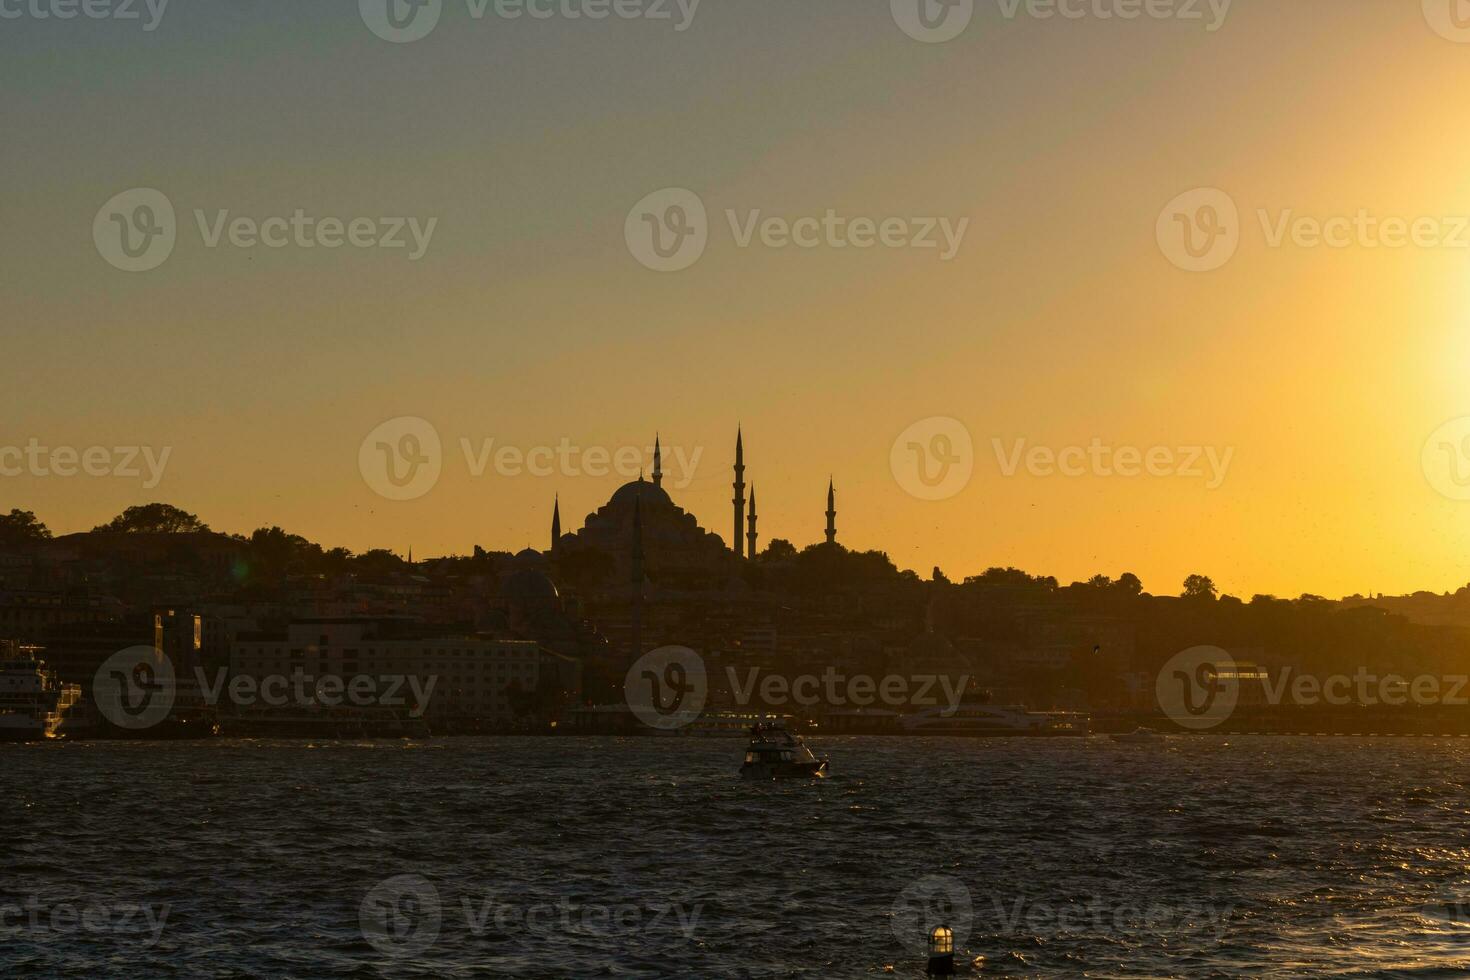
[321,547,354,575]
[92,503,209,534]
[1116,572,1143,596]
[760,539,797,562]
[354,549,405,578]
[963,567,1058,590]
[786,543,903,593]
[0,509,51,546]
[245,526,327,582]
[1182,574,1218,600]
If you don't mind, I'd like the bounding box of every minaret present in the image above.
[732,428,746,559]
[747,487,758,560]
[631,492,644,661]
[825,478,837,546]
[551,495,561,552]
[652,434,663,489]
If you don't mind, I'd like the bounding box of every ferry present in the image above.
[681,709,792,738]
[0,656,83,742]
[899,703,1090,737]
[740,722,829,779]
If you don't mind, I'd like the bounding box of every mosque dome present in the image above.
[499,567,560,602]
[608,479,672,509]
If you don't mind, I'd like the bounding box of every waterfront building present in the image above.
[230,620,581,730]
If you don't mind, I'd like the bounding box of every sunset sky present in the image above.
[6,1,1470,599]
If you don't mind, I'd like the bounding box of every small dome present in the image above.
[499,568,559,602]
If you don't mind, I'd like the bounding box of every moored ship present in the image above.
[899,703,1090,737]
[680,709,792,737]
[0,654,83,742]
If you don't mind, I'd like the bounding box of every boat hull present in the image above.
[0,725,50,743]
[740,759,829,780]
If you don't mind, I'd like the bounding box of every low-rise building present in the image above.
[230,619,581,730]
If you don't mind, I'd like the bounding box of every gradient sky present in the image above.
[6,1,1470,599]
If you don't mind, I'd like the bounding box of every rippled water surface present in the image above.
[6,735,1470,978]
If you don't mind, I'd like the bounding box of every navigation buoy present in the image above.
[926,925,955,976]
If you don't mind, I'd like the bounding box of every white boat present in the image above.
[899,704,1090,737]
[740,722,829,779]
[0,655,82,742]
